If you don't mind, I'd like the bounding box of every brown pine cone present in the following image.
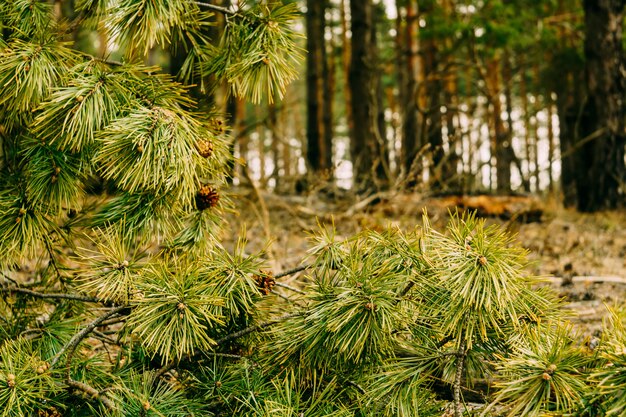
[196,139,213,158]
[196,185,220,210]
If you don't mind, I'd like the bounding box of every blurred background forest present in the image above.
[68,0,625,213]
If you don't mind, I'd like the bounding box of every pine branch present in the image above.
[274,264,312,280]
[67,378,116,410]
[99,316,128,326]
[215,311,302,345]
[274,281,305,294]
[1,272,19,286]
[92,330,121,345]
[156,311,302,379]
[50,306,128,368]
[0,286,103,303]
[398,281,415,298]
[192,1,236,16]
[453,341,467,417]
[44,238,62,278]
[347,380,366,394]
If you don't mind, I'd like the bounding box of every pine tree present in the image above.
[2,1,626,416]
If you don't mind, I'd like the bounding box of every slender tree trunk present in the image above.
[306,0,327,174]
[532,65,541,192]
[323,18,335,177]
[576,0,625,211]
[372,4,390,185]
[256,106,266,186]
[443,64,459,188]
[547,93,555,193]
[556,74,580,206]
[519,61,533,192]
[464,65,475,188]
[349,0,377,191]
[279,100,291,180]
[503,54,529,192]
[553,0,580,207]
[422,35,444,187]
[269,102,279,188]
[340,0,353,136]
[399,1,420,184]
[486,58,511,193]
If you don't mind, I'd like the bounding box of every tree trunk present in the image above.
[575,0,625,211]
[323,16,335,177]
[424,37,444,188]
[555,68,582,207]
[398,1,420,183]
[372,3,390,185]
[340,0,353,136]
[349,0,377,191]
[305,0,329,174]
[503,54,529,192]
[486,58,512,193]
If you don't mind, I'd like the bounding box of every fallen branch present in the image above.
[546,275,626,285]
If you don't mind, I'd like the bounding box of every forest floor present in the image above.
[223,186,626,337]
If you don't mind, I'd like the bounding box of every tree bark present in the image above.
[486,57,512,193]
[349,0,377,191]
[424,37,444,188]
[372,3,390,185]
[398,1,420,183]
[306,0,330,174]
[576,0,626,211]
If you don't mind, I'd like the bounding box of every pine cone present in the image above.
[196,139,213,158]
[253,271,275,295]
[196,185,220,210]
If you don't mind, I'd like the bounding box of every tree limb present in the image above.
[156,311,302,379]
[67,378,116,410]
[193,1,236,16]
[274,264,312,279]
[50,306,128,368]
[215,311,301,345]
[0,286,102,304]
[274,281,305,294]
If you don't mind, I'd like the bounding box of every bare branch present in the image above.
[1,286,103,303]
[274,264,312,280]
[156,311,302,379]
[67,378,116,410]
[50,306,128,368]
[215,311,301,345]
[274,281,305,294]
[44,238,62,278]
[193,1,236,16]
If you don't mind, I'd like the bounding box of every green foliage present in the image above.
[128,259,224,363]
[0,339,57,417]
[1,0,625,415]
[73,226,143,304]
[589,308,626,416]
[115,370,205,417]
[422,212,546,348]
[488,324,589,416]
[205,2,304,103]
[200,236,265,327]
